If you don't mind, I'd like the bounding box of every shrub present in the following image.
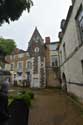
[8,90,34,107]
[27,91,34,99]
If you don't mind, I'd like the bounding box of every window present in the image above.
[26,53,30,58]
[18,62,22,69]
[17,62,22,73]
[34,47,39,52]
[19,54,23,59]
[51,55,58,67]
[27,62,32,69]
[76,4,83,43]
[50,44,57,51]
[81,60,83,74]
[10,64,13,71]
[10,55,15,60]
[63,43,66,61]
[18,73,22,76]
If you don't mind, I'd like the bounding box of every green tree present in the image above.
[0,0,33,25]
[0,38,16,68]
[0,38,16,56]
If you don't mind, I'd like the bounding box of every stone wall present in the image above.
[59,0,83,100]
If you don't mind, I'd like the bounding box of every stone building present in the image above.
[5,28,60,88]
[27,27,46,88]
[5,28,46,88]
[45,37,60,87]
[5,48,28,86]
[58,0,83,101]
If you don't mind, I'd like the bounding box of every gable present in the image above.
[31,27,43,41]
[28,27,43,47]
[27,27,45,57]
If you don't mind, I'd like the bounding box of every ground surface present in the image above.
[28,88,83,125]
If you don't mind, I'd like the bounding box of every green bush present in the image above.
[27,91,34,99]
[8,90,34,107]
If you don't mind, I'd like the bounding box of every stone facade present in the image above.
[5,48,28,86]
[5,28,60,88]
[27,27,46,88]
[59,0,83,101]
[45,37,60,87]
[5,28,46,88]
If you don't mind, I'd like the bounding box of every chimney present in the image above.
[58,32,63,40]
[45,37,50,44]
[60,19,66,31]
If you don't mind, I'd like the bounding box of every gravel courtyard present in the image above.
[28,89,83,125]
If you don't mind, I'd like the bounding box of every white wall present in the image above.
[59,0,83,100]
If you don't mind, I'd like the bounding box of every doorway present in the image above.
[62,72,67,92]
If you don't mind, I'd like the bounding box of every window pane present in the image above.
[51,55,58,66]
[11,64,13,70]
[18,62,22,69]
[27,62,32,69]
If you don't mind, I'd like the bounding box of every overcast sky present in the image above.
[0,0,71,50]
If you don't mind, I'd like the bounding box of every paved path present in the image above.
[28,89,83,125]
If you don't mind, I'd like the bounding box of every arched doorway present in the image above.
[62,72,67,92]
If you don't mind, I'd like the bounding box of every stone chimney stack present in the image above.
[45,37,50,44]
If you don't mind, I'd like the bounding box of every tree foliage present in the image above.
[0,38,16,56]
[0,0,33,25]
